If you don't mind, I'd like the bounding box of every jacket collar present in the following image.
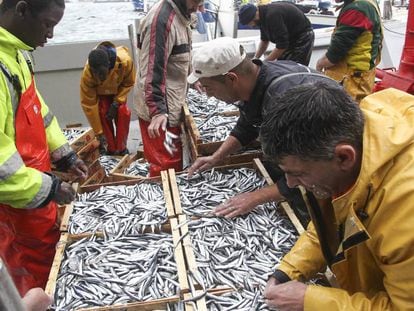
[169,0,192,25]
[0,27,33,57]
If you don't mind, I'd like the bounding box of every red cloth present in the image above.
[0,79,59,295]
[98,96,131,153]
[139,118,182,177]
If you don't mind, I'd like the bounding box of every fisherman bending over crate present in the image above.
[260,82,414,310]
[187,37,338,226]
[80,41,135,156]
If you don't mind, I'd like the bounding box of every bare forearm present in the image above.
[212,135,243,163]
[266,48,286,61]
[255,40,269,59]
[255,184,283,205]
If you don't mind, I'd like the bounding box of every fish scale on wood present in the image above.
[51,233,179,310]
[69,184,167,235]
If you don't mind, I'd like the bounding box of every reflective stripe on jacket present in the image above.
[278,89,414,310]
[80,41,136,135]
[0,27,68,208]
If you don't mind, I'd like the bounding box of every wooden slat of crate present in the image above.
[46,232,181,311]
[77,296,180,311]
[45,232,68,296]
[183,105,203,146]
[161,170,176,218]
[183,293,196,311]
[178,215,200,290]
[77,139,100,166]
[81,165,107,188]
[181,122,197,165]
[109,154,148,181]
[168,169,183,215]
[68,128,95,153]
[170,218,190,295]
[59,183,78,232]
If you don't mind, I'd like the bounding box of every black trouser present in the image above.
[263,160,311,227]
[279,29,315,66]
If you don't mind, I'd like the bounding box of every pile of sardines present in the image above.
[125,158,150,177]
[187,88,239,143]
[99,155,121,175]
[187,88,238,117]
[194,115,238,143]
[62,128,87,144]
[69,183,167,235]
[175,168,298,309]
[52,233,179,309]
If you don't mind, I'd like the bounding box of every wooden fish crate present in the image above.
[168,159,305,292]
[108,153,149,180]
[182,104,262,161]
[64,127,95,153]
[169,158,302,230]
[60,170,176,234]
[46,230,185,311]
[77,138,100,166]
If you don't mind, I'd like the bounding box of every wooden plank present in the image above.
[59,202,73,232]
[168,169,183,215]
[77,137,99,160]
[45,233,68,296]
[81,144,100,166]
[76,296,180,311]
[183,293,196,311]
[170,218,190,295]
[195,290,208,311]
[185,112,203,145]
[69,128,95,153]
[178,215,201,290]
[161,170,176,218]
[109,154,149,180]
[79,175,162,193]
[109,154,131,175]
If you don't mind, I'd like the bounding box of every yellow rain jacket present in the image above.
[80,41,135,135]
[0,27,68,208]
[278,88,414,310]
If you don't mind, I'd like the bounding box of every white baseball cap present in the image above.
[188,37,246,84]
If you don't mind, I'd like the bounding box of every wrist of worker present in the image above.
[152,113,168,120]
[40,172,61,208]
[53,151,79,172]
[270,269,291,284]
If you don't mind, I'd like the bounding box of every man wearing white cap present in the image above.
[187,37,339,226]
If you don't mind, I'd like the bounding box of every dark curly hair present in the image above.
[1,0,65,14]
[88,48,109,70]
[260,81,364,163]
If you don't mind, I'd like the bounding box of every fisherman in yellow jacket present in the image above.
[260,82,414,310]
[80,41,135,155]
